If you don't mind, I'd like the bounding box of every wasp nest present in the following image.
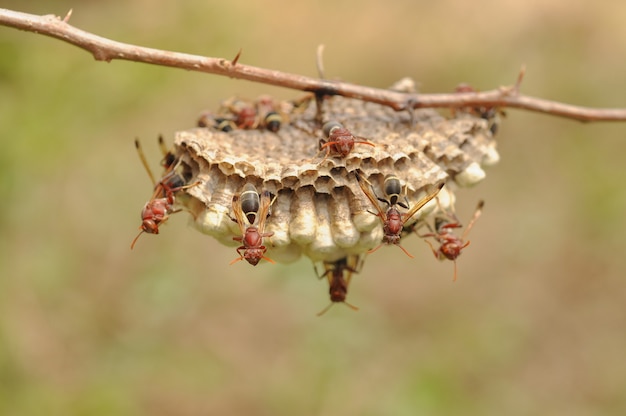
[170,85,500,264]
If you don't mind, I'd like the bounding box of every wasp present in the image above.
[220,99,258,130]
[155,135,189,190]
[262,111,282,132]
[315,255,362,316]
[255,95,283,132]
[230,183,276,266]
[130,138,199,249]
[197,111,237,132]
[288,93,314,116]
[356,172,444,258]
[416,199,484,281]
[233,105,257,129]
[317,121,375,162]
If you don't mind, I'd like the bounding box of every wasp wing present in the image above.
[256,190,274,232]
[344,254,362,286]
[402,182,445,223]
[355,172,387,219]
[231,194,248,236]
[135,139,157,188]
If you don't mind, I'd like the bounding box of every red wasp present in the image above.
[318,121,375,162]
[130,138,198,249]
[416,199,484,281]
[197,111,237,132]
[315,255,362,316]
[221,99,258,130]
[255,95,283,132]
[233,105,257,129]
[356,172,444,258]
[230,183,276,266]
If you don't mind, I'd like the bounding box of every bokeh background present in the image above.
[2,1,626,415]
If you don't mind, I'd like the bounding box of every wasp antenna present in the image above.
[343,301,360,312]
[130,229,145,250]
[354,138,375,147]
[316,302,334,317]
[366,243,384,255]
[229,257,244,266]
[261,255,275,264]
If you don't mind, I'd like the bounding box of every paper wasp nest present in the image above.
[172,90,499,264]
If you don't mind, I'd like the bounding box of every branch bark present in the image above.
[2,7,626,122]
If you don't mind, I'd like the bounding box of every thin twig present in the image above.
[1,8,626,122]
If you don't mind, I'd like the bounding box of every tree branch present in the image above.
[2,7,626,122]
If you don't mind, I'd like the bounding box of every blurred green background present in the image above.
[2,1,626,415]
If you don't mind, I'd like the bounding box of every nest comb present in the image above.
[172,91,500,264]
